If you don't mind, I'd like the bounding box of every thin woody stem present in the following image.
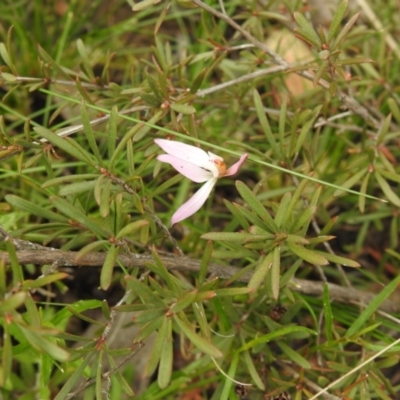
[0,249,396,313]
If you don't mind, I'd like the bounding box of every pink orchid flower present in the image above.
[155,139,248,225]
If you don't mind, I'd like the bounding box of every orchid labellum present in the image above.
[155,139,248,225]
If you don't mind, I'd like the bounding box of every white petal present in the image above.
[171,178,217,225]
[157,154,212,183]
[154,139,219,176]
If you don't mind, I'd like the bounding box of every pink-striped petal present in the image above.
[154,139,219,176]
[171,178,217,225]
[157,154,212,183]
[224,153,248,177]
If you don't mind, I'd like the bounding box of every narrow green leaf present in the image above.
[376,169,400,184]
[132,0,160,11]
[0,262,5,299]
[313,60,328,87]
[0,292,27,314]
[253,89,279,156]
[154,1,171,34]
[287,242,329,265]
[100,245,118,290]
[192,301,211,339]
[54,352,95,400]
[274,192,291,228]
[34,126,95,166]
[158,318,173,389]
[277,341,311,369]
[290,205,316,233]
[242,347,265,390]
[37,45,70,79]
[132,109,164,142]
[107,354,135,396]
[307,236,335,245]
[134,307,166,324]
[125,276,164,307]
[248,253,273,293]
[66,306,104,326]
[95,350,103,400]
[279,97,287,156]
[50,196,108,237]
[108,105,118,164]
[220,352,239,400]
[18,324,70,362]
[6,195,68,223]
[214,287,251,297]
[146,74,163,101]
[25,294,42,328]
[190,67,207,94]
[388,98,400,123]
[283,179,308,227]
[295,105,322,153]
[99,179,111,218]
[116,220,149,239]
[101,300,111,320]
[140,93,161,107]
[293,12,322,48]
[323,283,333,341]
[170,290,199,314]
[377,114,392,145]
[239,326,316,352]
[346,274,400,337]
[148,247,177,292]
[314,251,360,267]
[81,102,102,162]
[271,246,280,300]
[145,316,169,377]
[42,174,99,188]
[336,57,374,66]
[21,273,68,290]
[5,238,23,285]
[174,315,223,358]
[135,316,164,342]
[332,12,360,50]
[235,181,278,232]
[76,39,94,80]
[0,43,13,70]
[334,168,367,197]
[1,324,12,386]
[1,72,17,82]
[170,103,196,115]
[328,0,348,42]
[58,180,97,196]
[375,171,400,206]
[233,203,270,231]
[75,240,109,261]
[201,232,272,242]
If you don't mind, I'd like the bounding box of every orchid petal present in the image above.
[171,178,217,225]
[157,154,212,183]
[154,139,219,176]
[224,153,248,177]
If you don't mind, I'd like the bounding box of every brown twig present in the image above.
[0,249,396,313]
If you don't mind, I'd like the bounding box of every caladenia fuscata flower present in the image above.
[154,139,248,225]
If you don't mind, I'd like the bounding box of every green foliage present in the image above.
[0,0,399,399]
